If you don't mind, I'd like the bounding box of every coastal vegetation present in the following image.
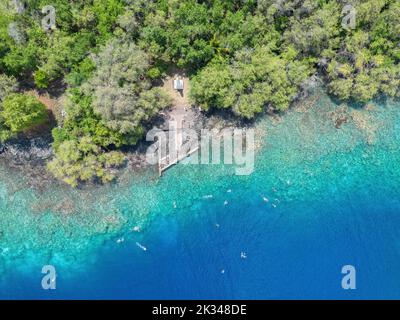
[0,0,399,186]
[1,93,47,133]
[0,74,47,141]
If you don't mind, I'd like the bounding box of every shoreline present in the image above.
[0,80,384,192]
[0,94,255,190]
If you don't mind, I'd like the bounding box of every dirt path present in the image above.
[161,66,199,129]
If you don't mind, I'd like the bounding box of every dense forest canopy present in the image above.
[0,0,399,186]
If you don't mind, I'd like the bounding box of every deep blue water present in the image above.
[4,184,400,299]
[1,91,400,299]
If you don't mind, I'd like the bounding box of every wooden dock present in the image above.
[158,128,230,176]
[156,79,200,175]
[158,145,199,176]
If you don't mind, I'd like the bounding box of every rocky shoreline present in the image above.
[0,135,55,191]
[0,77,321,191]
[0,106,208,190]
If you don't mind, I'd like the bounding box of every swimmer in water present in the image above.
[136,242,147,251]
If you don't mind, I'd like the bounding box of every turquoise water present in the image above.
[1,89,400,299]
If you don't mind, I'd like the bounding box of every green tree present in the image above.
[52,89,126,150]
[191,46,313,118]
[0,74,17,102]
[83,39,171,140]
[48,136,125,187]
[1,93,47,134]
